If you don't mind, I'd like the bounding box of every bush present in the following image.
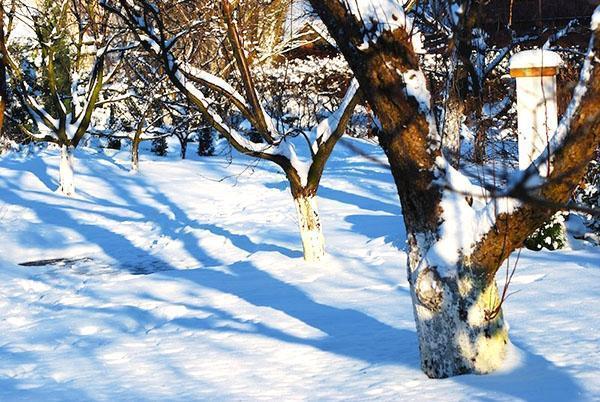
[197,127,215,156]
[524,212,568,251]
[573,148,600,236]
[151,137,168,156]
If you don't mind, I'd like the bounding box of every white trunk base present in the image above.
[58,145,75,196]
[294,195,325,262]
[408,239,508,378]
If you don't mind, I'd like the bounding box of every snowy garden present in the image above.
[0,0,599,400]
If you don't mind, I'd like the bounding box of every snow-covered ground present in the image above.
[0,141,598,401]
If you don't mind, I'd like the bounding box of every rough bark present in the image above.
[309,0,600,378]
[0,4,7,137]
[407,235,508,377]
[59,144,75,196]
[442,94,464,167]
[294,195,325,262]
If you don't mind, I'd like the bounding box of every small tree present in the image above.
[197,124,215,156]
[162,96,205,159]
[97,52,175,170]
[103,0,362,261]
[0,0,124,195]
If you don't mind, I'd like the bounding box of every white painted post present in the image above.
[509,49,562,175]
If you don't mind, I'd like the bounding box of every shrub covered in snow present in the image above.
[255,54,372,138]
[574,148,600,237]
[524,212,568,251]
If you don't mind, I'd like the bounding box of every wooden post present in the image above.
[509,49,562,175]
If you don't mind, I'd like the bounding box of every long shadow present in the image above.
[192,222,302,259]
[345,214,406,248]
[0,346,94,401]
[161,260,420,366]
[2,154,57,192]
[0,176,178,273]
[1,153,587,399]
[157,261,586,401]
[264,181,401,215]
[456,338,585,401]
[81,159,223,269]
[86,155,303,262]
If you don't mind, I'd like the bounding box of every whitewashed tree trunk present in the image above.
[407,237,508,378]
[294,195,325,262]
[58,144,75,196]
[131,139,140,172]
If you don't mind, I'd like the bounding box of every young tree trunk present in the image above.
[442,96,464,168]
[0,5,6,138]
[58,144,76,196]
[180,140,187,159]
[294,195,325,262]
[131,137,140,171]
[407,241,508,378]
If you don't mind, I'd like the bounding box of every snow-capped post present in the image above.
[509,49,562,174]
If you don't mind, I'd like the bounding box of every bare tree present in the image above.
[102,0,362,262]
[96,51,175,171]
[0,0,16,139]
[0,0,126,195]
[309,0,600,378]
[0,4,5,138]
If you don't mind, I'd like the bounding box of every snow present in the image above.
[347,0,423,52]
[592,6,600,31]
[0,142,598,400]
[314,78,360,147]
[426,157,521,277]
[509,49,562,69]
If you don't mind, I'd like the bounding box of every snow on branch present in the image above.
[313,78,360,152]
[345,0,423,52]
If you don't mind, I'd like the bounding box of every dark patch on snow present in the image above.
[19,257,93,267]
[18,256,171,276]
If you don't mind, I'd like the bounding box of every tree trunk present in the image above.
[294,195,325,262]
[131,138,140,171]
[442,96,464,168]
[181,141,187,159]
[58,144,76,196]
[308,0,600,380]
[0,4,6,138]
[407,239,508,378]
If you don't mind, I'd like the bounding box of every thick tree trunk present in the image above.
[58,144,75,196]
[407,242,508,378]
[131,138,140,171]
[294,195,325,262]
[309,0,600,379]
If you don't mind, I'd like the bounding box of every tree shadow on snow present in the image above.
[345,214,406,248]
[2,155,58,192]
[191,222,303,258]
[160,260,421,366]
[455,338,585,401]
[264,181,401,216]
[1,153,586,399]
[0,346,94,401]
